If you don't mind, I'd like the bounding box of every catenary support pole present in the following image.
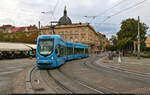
[137,16,140,60]
[38,21,40,36]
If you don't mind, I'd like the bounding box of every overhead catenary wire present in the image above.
[51,0,60,20]
[89,0,125,23]
[102,0,147,23]
[96,0,125,17]
[41,0,60,21]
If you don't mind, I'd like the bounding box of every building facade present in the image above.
[145,35,150,47]
[97,32,110,51]
[40,23,101,53]
[40,7,110,53]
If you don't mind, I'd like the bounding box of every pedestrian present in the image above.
[122,50,125,56]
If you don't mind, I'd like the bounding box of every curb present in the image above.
[26,65,36,93]
[95,57,150,78]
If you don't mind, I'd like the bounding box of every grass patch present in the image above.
[133,52,150,58]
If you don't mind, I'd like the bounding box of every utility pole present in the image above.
[50,21,58,34]
[137,16,140,59]
[38,21,41,36]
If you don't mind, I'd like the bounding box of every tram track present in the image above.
[29,53,150,93]
[58,68,104,93]
[48,68,103,93]
[81,54,150,93]
[29,67,54,93]
[30,65,104,93]
[30,67,70,93]
[84,55,150,84]
[46,70,73,93]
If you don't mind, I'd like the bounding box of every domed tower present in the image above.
[58,6,72,25]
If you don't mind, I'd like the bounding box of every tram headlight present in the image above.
[51,56,54,60]
[37,57,39,60]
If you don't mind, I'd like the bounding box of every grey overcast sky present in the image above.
[0,0,150,39]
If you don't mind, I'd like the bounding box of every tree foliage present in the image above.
[110,35,117,46]
[106,45,117,51]
[0,31,38,44]
[117,18,148,51]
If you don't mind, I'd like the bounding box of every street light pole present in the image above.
[137,16,140,59]
[38,21,41,36]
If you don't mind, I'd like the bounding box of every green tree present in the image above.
[0,31,4,41]
[117,18,148,52]
[106,45,117,51]
[15,32,28,43]
[110,35,117,46]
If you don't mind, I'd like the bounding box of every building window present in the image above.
[82,31,85,34]
[75,38,78,42]
[70,31,72,35]
[75,31,78,35]
[62,31,64,35]
[82,38,85,41]
[75,35,78,41]
[81,34,85,41]
[65,31,67,35]
[66,31,69,35]
[70,36,73,41]
[82,34,84,38]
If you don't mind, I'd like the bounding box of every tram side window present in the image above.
[66,47,73,55]
[65,47,67,56]
[79,48,81,54]
[82,48,84,54]
[81,48,84,54]
[71,47,73,55]
[85,48,88,54]
[55,45,65,57]
[66,47,69,55]
[55,45,60,57]
[69,47,73,55]
[60,45,65,57]
[79,48,83,54]
[74,48,78,54]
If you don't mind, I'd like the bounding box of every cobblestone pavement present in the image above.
[0,58,35,93]
[99,56,150,74]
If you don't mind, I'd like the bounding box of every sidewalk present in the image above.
[96,56,150,74]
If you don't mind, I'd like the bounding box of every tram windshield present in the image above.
[38,39,53,56]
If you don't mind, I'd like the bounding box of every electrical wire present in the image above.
[102,0,147,23]
[97,0,124,16]
[90,0,125,23]
[51,0,60,20]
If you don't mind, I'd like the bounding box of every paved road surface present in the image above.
[0,58,35,93]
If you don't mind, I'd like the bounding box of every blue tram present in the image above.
[36,35,88,68]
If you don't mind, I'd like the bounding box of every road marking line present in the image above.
[77,81,104,93]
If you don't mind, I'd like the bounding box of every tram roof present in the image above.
[74,42,88,47]
[38,35,61,39]
[0,42,32,51]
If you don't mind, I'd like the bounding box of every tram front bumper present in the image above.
[36,59,56,68]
